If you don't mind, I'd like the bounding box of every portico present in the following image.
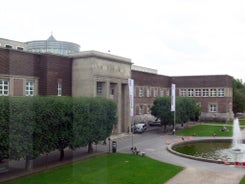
[72,50,132,134]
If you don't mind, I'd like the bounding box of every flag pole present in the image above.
[128,78,134,148]
[171,84,176,135]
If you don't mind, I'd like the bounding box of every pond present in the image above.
[172,140,245,162]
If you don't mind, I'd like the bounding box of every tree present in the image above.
[176,97,200,126]
[233,79,245,114]
[151,96,200,131]
[72,97,117,153]
[0,97,9,161]
[151,97,172,130]
[8,97,36,170]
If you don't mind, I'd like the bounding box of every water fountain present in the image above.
[168,118,245,163]
[231,118,243,152]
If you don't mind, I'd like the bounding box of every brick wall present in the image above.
[0,48,72,96]
[132,70,234,122]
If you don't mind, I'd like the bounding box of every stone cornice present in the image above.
[71,50,132,65]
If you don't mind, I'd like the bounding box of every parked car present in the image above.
[148,120,161,127]
[131,123,147,133]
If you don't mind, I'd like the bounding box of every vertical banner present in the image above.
[128,78,134,117]
[171,83,176,112]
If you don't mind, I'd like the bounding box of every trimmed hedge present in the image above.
[0,96,117,167]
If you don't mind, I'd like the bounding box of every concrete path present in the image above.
[165,167,243,184]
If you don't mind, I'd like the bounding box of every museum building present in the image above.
[0,36,234,134]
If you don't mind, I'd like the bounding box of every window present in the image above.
[154,88,158,97]
[17,47,24,51]
[26,81,34,96]
[202,89,209,97]
[139,87,143,97]
[218,88,224,97]
[210,89,217,97]
[139,105,143,114]
[146,88,151,97]
[180,89,186,96]
[57,82,62,96]
[96,82,103,96]
[5,44,12,49]
[0,80,9,96]
[195,89,201,97]
[159,89,164,97]
[109,88,114,99]
[147,105,151,114]
[188,89,194,97]
[209,104,217,112]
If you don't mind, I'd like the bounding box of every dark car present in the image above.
[148,120,161,127]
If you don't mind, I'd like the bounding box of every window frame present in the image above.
[25,81,35,96]
[209,103,217,112]
[0,79,9,96]
[57,82,62,96]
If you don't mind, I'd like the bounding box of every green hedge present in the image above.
[0,96,117,165]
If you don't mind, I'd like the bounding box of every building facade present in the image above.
[0,47,132,133]
[72,51,132,133]
[0,37,235,135]
[132,69,234,122]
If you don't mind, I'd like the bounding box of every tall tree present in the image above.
[151,96,200,130]
[233,79,245,114]
[0,97,9,161]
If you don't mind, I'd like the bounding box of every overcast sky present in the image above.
[1,0,245,81]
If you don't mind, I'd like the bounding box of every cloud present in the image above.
[0,0,245,81]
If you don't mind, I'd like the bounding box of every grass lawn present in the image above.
[205,119,245,126]
[176,124,233,137]
[240,176,245,184]
[3,153,183,184]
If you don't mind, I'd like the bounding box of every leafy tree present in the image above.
[233,79,245,114]
[151,96,200,131]
[8,97,36,169]
[0,96,117,165]
[0,97,9,161]
[72,97,117,153]
[176,97,200,126]
[151,97,172,130]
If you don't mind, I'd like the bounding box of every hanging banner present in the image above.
[171,83,176,112]
[128,78,134,117]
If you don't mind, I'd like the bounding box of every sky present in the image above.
[1,0,245,81]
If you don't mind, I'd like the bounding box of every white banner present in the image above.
[171,83,176,112]
[128,78,134,117]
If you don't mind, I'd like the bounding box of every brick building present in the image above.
[0,37,235,134]
[132,69,234,122]
[0,47,131,134]
[0,48,72,97]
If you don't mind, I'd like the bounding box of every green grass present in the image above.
[240,176,245,184]
[176,124,232,137]
[3,153,183,184]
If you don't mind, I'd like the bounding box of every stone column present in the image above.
[116,82,122,133]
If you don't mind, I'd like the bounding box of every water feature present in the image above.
[231,118,243,152]
[169,118,245,163]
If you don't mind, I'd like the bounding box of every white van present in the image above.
[132,123,147,133]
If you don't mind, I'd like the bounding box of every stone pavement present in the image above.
[165,167,243,184]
